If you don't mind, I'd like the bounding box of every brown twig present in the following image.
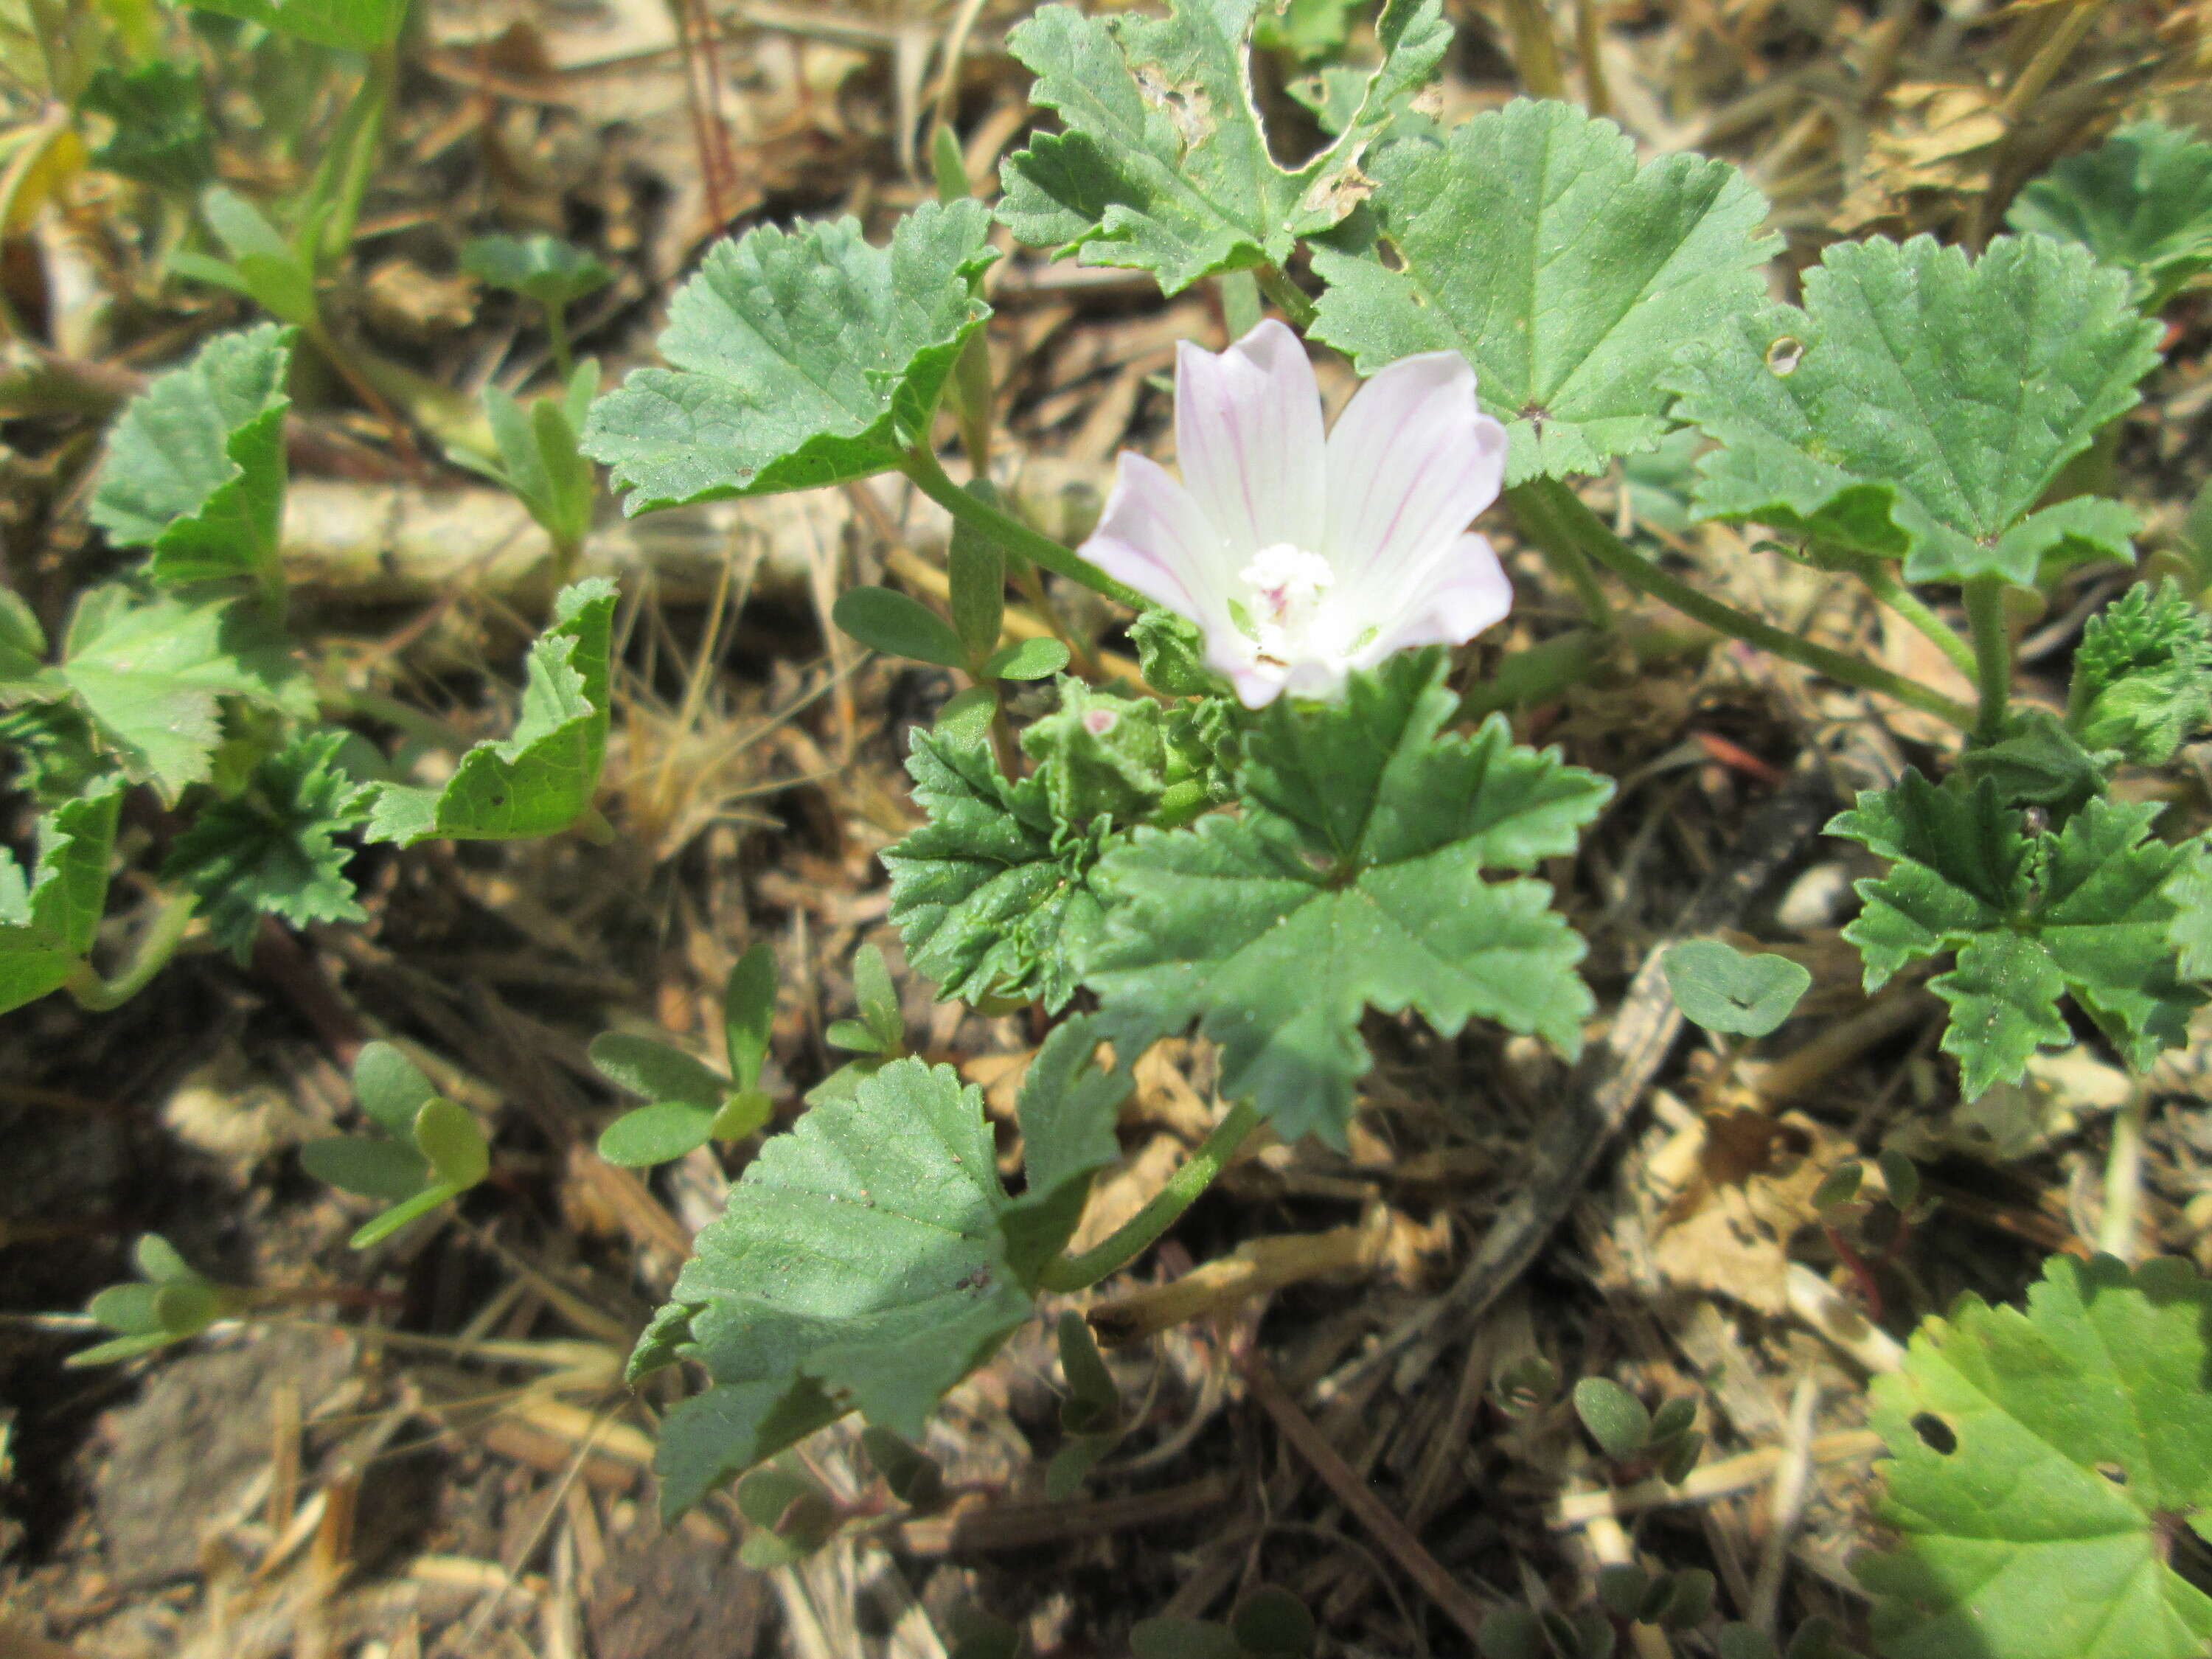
[1240,1353,1496,1650]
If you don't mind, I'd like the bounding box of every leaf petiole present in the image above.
[1963,574,2015,746]
[1253,264,1317,332]
[1509,477,1978,732]
[1854,559,1980,686]
[1038,1099,1261,1292]
[66,889,198,1012]
[899,445,1144,611]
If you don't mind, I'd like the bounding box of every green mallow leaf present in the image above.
[881,700,1116,1012]
[460,233,613,310]
[997,0,1450,293]
[1022,677,1170,831]
[160,728,369,961]
[89,324,293,588]
[2008,120,2212,310]
[1085,652,1610,1144]
[632,1058,1037,1518]
[1660,939,1810,1037]
[1310,98,1780,485]
[0,782,122,1016]
[852,942,903,1053]
[181,0,410,49]
[363,578,616,844]
[1668,234,2163,585]
[1857,1253,2212,1659]
[1831,773,2202,1096]
[8,585,308,801]
[832,586,967,669]
[582,201,995,513]
[2164,836,2212,982]
[2069,578,2212,766]
[998,1014,1133,1283]
[81,60,216,197]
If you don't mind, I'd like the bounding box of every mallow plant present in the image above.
[30,0,2212,1644]
[568,2,2212,1647]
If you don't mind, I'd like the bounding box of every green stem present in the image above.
[319,44,398,267]
[1511,478,1977,731]
[66,891,197,1012]
[900,445,1143,610]
[1253,264,1317,332]
[1963,575,2014,746]
[545,302,575,383]
[1509,479,1615,627]
[328,686,474,754]
[1039,1101,1262,1293]
[2096,1085,2146,1260]
[1457,616,1717,720]
[1855,561,1978,684]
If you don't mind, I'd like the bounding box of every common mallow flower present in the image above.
[1079,319,1512,708]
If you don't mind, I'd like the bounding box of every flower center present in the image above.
[1238,543,1337,661]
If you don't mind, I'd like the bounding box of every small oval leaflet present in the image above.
[1660,938,1811,1037]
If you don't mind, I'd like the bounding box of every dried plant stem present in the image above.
[1498,0,1568,98]
[1039,1101,1261,1292]
[2097,1085,2148,1260]
[1748,1377,1822,1634]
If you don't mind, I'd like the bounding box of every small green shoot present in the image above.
[298,1042,491,1248]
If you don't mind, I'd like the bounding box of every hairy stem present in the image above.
[1511,478,1978,731]
[1855,561,1979,684]
[1508,478,1615,627]
[1039,1101,1262,1292]
[66,891,198,1012]
[2096,1085,2146,1260]
[900,445,1142,609]
[1253,264,1317,332]
[1963,575,2014,745]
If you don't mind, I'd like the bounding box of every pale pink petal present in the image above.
[1324,351,1506,585]
[1175,319,1327,559]
[1349,532,1514,667]
[1080,451,1239,630]
[1226,662,1287,708]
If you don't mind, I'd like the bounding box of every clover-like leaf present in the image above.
[1857,1253,2212,1659]
[4,585,307,800]
[161,728,369,960]
[66,1232,237,1368]
[1085,652,1610,1144]
[175,186,318,327]
[181,0,410,50]
[1668,234,2163,585]
[1832,773,2202,1095]
[590,1030,737,1167]
[1309,97,1780,484]
[362,579,616,844]
[880,701,1114,1012]
[90,324,293,589]
[2008,120,2212,310]
[461,233,613,310]
[997,0,1450,294]
[300,1041,485,1247]
[582,201,994,513]
[0,782,121,1016]
[1660,939,1811,1037]
[632,1058,1037,1517]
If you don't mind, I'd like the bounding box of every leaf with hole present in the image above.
[1857,1253,2212,1659]
[1667,234,2161,584]
[998,0,1450,293]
